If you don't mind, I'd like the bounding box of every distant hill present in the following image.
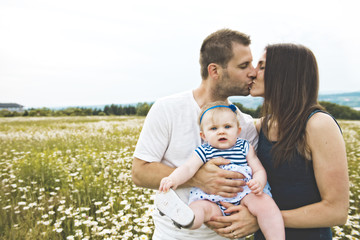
[24,91,360,111]
[228,96,264,109]
[28,103,140,111]
[318,92,360,110]
[229,91,360,110]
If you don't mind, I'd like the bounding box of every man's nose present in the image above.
[248,64,256,78]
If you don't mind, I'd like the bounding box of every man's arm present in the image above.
[132,156,246,196]
[132,98,174,189]
[132,157,175,189]
[133,96,248,194]
[187,158,246,198]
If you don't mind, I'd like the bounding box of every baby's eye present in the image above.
[225,125,231,129]
[210,127,217,131]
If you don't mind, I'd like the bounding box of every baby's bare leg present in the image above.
[189,200,223,229]
[241,193,285,240]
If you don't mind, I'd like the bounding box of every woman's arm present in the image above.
[282,113,349,228]
[207,114,349,237]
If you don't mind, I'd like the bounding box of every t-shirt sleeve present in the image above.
[237,111,259,150]
[246,126,258,150]
[133,100,170,163]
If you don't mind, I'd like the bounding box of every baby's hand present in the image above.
[159,177,176,192]
[247,179,262,195]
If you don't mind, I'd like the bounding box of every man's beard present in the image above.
[212,72,250,100]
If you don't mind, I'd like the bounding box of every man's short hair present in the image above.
[199,29,251,80]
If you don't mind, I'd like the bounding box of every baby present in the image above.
[156,101,284,240]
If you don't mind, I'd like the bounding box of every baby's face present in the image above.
[200,109,240,149]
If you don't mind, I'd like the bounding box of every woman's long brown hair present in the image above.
[261,43,325,166]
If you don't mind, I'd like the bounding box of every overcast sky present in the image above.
[1,0,359,108]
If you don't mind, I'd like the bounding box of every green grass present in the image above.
[0,116,359,239]
[0,116,154,240]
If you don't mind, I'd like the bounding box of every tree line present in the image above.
[0,103,151,117]
[1,101,360,120]
[233,101,360,120]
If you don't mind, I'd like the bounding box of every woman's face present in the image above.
[250,51,266,97]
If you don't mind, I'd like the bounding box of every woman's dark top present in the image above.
[254,110,338,240]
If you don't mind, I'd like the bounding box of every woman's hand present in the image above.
[189,158,246,198]
[206,202,259,239]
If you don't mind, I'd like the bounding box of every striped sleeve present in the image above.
[242,139,249,155]
[194,146,207,163]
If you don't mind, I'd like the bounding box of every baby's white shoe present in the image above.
[155,189,194,229]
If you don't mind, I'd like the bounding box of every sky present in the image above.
[0,0,359,108]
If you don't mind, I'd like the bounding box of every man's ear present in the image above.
[207,63,221,80]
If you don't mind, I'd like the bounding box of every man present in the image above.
[132,29,258,239]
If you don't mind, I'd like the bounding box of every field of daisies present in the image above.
[0,116,359,239]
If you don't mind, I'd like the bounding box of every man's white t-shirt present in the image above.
[134,90,258,240]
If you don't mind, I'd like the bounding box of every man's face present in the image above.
[216,43,256,97]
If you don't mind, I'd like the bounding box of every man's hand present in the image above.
[206,202,259,238]
[189,157,246,198]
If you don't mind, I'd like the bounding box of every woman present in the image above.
[209,44,349,239]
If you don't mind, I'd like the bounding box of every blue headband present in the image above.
[199,104,237,124]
